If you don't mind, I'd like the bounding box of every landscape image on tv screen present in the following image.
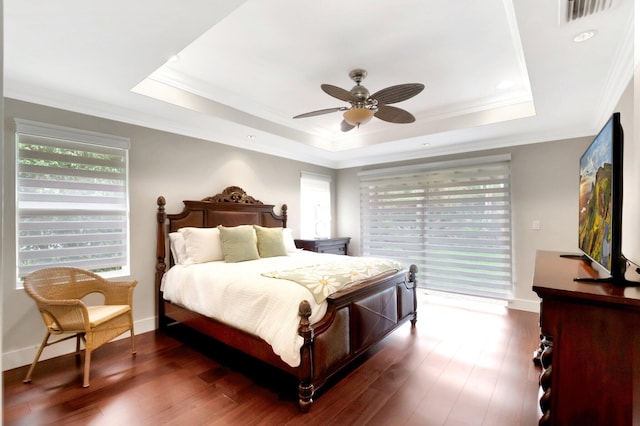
[579,120,613,271]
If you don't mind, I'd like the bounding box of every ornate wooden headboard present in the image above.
[154,186,288,301]
[161,185,287,232]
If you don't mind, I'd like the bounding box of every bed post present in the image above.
[156,196,167,329]
[281,204,288,228]
[297,300,314,412]
[409,264,418,327]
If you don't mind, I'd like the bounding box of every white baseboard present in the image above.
[508,298,540,313]
[2,316,157,372]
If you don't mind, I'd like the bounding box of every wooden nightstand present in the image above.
[294,237,351,255]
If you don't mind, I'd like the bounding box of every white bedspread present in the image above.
[161,251,348,367]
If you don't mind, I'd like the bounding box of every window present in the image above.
[359,155,513,300]
[300,172,332,239]
[15,119,130,283]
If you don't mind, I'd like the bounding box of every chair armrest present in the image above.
[39,299,90,331]
[102,280,138,306]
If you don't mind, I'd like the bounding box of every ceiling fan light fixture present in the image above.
[293,69,423,131]
[343,107,374,127]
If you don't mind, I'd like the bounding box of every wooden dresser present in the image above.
[294,237,350,255]
[532,250,640,425]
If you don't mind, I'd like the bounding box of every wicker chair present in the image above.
[22,267,137,387]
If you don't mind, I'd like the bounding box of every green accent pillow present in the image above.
[217,225,260,263]
[254,225,288,258]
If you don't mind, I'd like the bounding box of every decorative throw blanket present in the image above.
[262,257,405,303]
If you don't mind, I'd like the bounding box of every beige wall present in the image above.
[1,0,5,399]
[2,99,335,370]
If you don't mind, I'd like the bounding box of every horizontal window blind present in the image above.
[360,158,513,300]
[16,120,130,280]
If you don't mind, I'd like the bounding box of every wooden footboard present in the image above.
[155,187,418,411]
[297,265,417,411]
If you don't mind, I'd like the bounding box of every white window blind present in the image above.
[300,172,332,239]
[360,156,513,300]
[15,119,130,281]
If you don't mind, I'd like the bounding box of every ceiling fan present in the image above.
[293,69,424,132]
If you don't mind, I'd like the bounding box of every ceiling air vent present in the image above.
[560,0,614,23]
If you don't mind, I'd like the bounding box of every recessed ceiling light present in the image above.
[573,30,597,43]
[168,54,180,63]
[246,135,256,140]
[422,143,430,147]
[496,80,514,90]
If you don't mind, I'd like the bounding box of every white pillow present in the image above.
[282,228,298,253]
[179,227,224,264]
[168,232,187,264]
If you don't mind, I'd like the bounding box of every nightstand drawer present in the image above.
[294,237,351,255]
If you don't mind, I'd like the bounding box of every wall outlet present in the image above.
[532,220,541,230]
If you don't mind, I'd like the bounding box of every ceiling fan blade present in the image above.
[321,84,357,102]
[293,107,346,119]
[374,105,416,123]
[340,120,356,132]
[371,83,425,105]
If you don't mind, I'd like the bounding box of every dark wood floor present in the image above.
[3,293,542,425]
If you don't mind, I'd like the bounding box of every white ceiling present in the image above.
[4,0,634,169]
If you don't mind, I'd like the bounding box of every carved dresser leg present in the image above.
[538,339,553,425]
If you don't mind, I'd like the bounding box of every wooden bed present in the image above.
[155,186,418,411]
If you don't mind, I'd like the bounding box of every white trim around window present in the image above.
[300,171,332,239]
[15,119,131,284]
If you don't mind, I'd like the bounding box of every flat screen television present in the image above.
[577,112,625,283]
